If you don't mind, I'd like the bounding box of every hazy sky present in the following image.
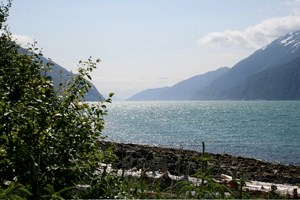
[7,0,300,99]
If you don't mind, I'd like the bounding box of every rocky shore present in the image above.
[102,141,300,185]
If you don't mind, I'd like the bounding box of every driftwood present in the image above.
[94,164,299,198]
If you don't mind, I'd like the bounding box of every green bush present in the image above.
[0,1,113,199]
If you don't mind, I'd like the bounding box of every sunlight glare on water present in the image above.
[103,101,300,165]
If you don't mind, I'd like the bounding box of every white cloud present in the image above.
[11,34,34,47]
[198,15,300,49]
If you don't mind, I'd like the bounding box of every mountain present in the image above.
[128,87,170,101]
[129,30,300,101]
[41,57,105,101]
[18,47,105,101]
[158,67,229,100]
[128,67,229,101]
[196,31,300,100]
[226,55,300,100]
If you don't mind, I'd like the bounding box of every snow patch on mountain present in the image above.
[278,30,300,53]
[261,45,267,50]
[280,33,294,45]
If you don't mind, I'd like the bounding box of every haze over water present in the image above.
[103,101,300,165]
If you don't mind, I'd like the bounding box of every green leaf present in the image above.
[109,93,114,98]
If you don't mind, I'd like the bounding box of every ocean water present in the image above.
[103,101,300,165]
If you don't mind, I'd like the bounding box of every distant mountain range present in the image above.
[128,67,229,100]
[128,30,300,101]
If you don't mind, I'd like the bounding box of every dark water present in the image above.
[103,101,300,165]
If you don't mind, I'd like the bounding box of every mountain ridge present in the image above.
[129,30,300,101]
[196,30,300,100]
[226,55,300,100]
[128,67,229,101]
[45,58,105,102]
[21,48,105,101]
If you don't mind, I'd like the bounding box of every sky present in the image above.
[6,0,300,99]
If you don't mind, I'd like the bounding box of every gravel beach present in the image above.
[102,141,300,185]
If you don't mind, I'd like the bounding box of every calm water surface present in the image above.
[103,101,300,165]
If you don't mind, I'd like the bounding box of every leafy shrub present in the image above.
[0,1,113,199]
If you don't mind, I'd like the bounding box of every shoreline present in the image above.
[102,141,300,185]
